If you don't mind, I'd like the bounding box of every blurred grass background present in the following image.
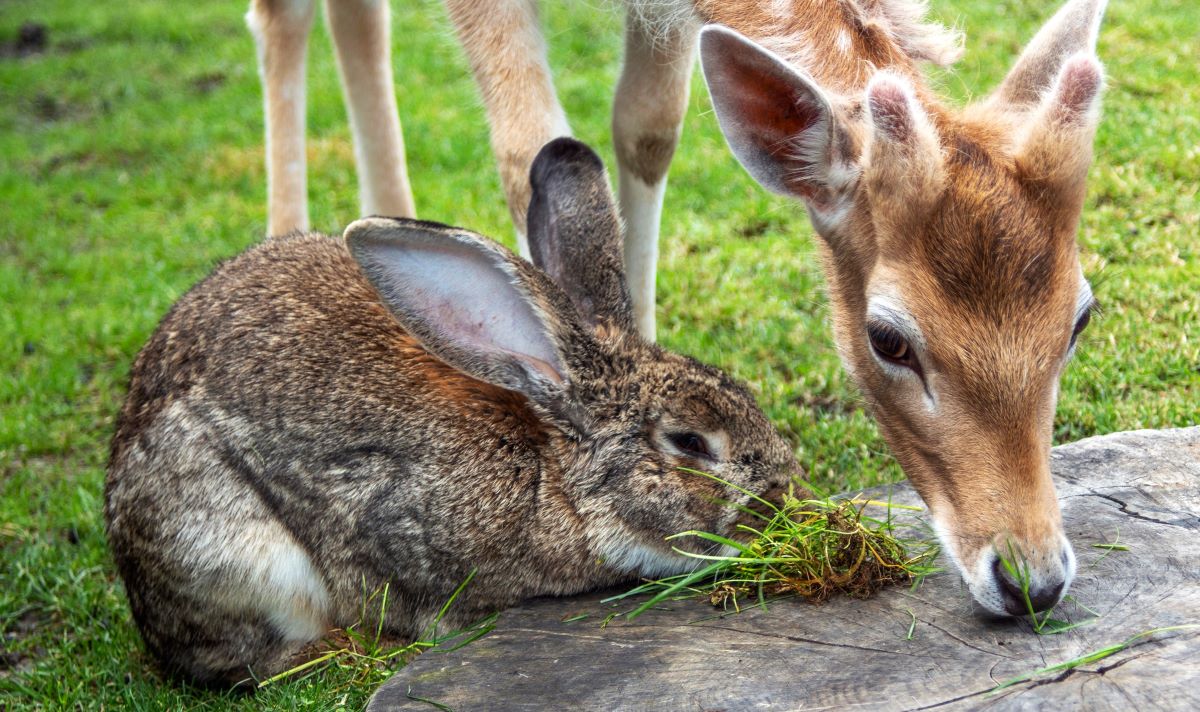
[1,0,1196,707]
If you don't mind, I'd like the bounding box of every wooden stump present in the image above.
[369,427,1200,711]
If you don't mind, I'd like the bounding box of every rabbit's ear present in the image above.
[526,138,635,332]
[346,217,590,406]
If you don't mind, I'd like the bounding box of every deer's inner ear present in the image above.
[699,25,837,202]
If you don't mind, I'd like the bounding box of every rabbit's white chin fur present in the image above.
[591,530,696,578]
[594,531,742,579]
[607,541,698,578]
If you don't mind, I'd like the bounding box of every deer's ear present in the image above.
[863,72,945,212]
[700,25,857,218]
[990,0,1107,111]
[1015,54,1104,194]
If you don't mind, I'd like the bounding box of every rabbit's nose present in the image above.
[759,482,787,508]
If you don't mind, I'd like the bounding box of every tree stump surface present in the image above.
[369,427,1200,711]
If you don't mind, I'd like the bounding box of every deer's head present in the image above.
[700,0,1107,615]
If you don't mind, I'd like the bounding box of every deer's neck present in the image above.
[692,0,924,94]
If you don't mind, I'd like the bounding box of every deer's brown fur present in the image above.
[700,0,1107,614]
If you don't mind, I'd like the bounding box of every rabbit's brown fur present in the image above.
[106,139,796,686]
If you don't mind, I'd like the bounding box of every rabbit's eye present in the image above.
[669,432,712,459]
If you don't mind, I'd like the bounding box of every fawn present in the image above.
[247,0,1108,617]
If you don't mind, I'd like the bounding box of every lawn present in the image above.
[1,0,1196,708]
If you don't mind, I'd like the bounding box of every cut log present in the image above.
[369,427,1200,711]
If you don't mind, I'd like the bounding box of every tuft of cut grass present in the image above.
[608,471,940,618]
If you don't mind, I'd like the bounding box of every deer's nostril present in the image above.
[1027,580,1064,613]
[992,557,1026,615]
[991,556,1064,615]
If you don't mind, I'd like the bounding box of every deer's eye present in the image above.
[867,322,915,369]
[668,432,712,459]
[1069,308,1092,348]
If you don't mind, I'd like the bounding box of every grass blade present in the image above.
[994,624,1200,690]
[625,562,727,620]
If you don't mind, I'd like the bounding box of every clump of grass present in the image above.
[257,570,496,690]
[610,470,940,618]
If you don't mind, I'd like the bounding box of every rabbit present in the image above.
[105,137,798,687]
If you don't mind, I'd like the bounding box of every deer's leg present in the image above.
[444,0,570,256]
[612,15,698,340]
[326,0,416,219]
[247,0,318,236]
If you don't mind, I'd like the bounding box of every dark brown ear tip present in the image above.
[699,24,750,59]
[360,216,456,232]
[345,216,458,248]
[529,137,605,192]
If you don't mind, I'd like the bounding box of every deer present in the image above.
[246,0,1108,618]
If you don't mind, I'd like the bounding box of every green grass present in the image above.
[255,573,497,694]
[605,473,940,619]
[1,0,1196,708]
[993,624,1200,691]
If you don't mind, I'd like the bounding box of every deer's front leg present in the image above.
[326,0,415,220]
[247,0,318,236]
[612,14,698,340]
[444,0,570,256]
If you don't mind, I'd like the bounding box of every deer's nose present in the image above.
[991,556,1065,615]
